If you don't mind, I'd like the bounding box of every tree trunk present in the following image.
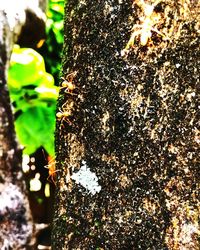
[0,10,35,249]
[0,1,46,248]
[53,0,199,249]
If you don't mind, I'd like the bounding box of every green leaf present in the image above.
[8,45,46,90]
[35,85,59,101]
[15,106,56,156]
[7,0,64,157]
[8,45,59,156]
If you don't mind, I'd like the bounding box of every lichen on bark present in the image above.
[53,1,200,249]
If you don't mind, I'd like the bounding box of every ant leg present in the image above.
[126,30,142,49]
[64,71,77,82]
[64,117,73,126]
[152,27,164,36]
[64,90,77,96]
[51,176,56,186]
[47,175,51,183]
[153,0,162,8]
[151,27,169,41]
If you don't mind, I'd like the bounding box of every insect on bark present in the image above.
[44,156,59,185]
[122,0,167,55]
[60,71,77,95]
[56,102,74,126]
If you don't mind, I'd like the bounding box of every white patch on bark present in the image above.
[0,183,33,248]
[71,160,101,195]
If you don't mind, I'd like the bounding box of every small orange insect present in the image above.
[56,103,73,125]
[60,71,77,94]
[44,156,59,185]
[56,109,72,122]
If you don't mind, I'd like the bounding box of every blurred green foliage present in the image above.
[8,45,59,156]
[8,0,64,157]
[38,0,64,85]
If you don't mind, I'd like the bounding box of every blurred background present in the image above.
[7,0,64,248]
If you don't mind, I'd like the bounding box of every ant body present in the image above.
[42,153,59,185]
[60,71,77,95]
[122,0,167,54]
[56,102,74,126]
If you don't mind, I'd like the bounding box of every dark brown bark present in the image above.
[53,1,199,249]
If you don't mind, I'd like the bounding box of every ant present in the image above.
[122,0,167,54]
[56,102,74,126]
[42,151,59,186]
[60,71,77,95]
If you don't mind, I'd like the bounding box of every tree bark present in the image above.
[0,1,46,248]
[53,0,199,249]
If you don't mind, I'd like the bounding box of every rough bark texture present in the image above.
[0,1,46,248]
[53,0,199,249]
[0,10,35,249]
